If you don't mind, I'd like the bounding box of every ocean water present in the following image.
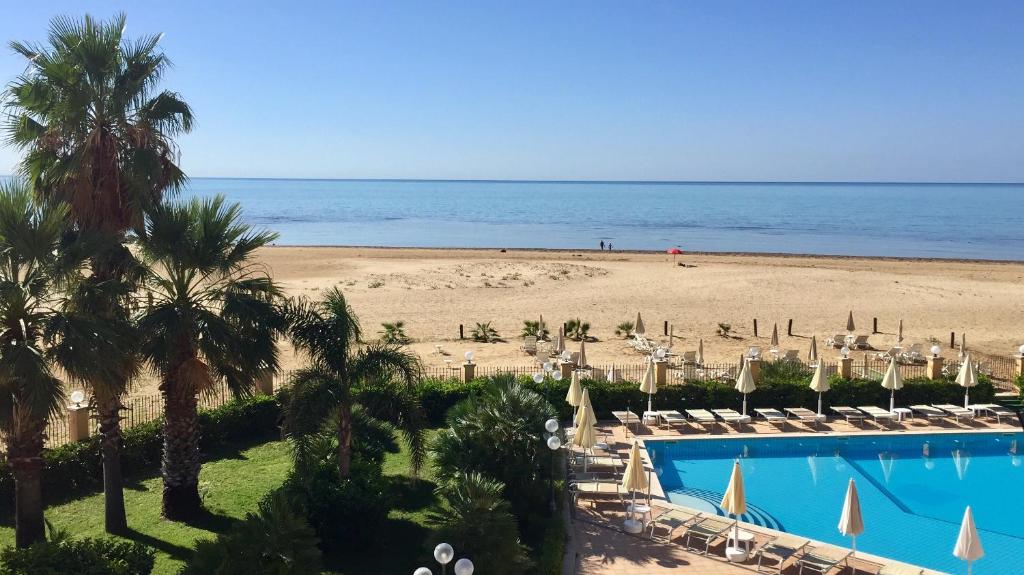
[647,432,1024,575]
[180,179,1022,260]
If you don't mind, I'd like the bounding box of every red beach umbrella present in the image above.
[667,247,683,264]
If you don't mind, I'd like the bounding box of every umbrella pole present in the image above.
[852,535,856,557]
[647,393,653,415]
[817,393,823,417]
[965,389,970,410]
[742,394,748,417]
[890,389,895,413]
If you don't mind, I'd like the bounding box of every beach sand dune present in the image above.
[243,247,1024,385]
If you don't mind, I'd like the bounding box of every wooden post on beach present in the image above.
[459,324,464,339]
[787,319,793,336]
[873,318,878,334]
[68,405,90,443]
[664,321,668,336]
[950,332,956,348]
[753,319,758,338]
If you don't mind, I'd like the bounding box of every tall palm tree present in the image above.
[136,196,282,520]
[3,13,194,534]
[0,181,126,547]
[284,288,424,479]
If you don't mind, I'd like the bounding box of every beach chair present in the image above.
[711,408,751,429]
[612,410,641,431]
[746,346,762,359]
[570,453,623,470]
[648,507,702,542]
[825,334,846,348]
[657,410,689,429]
[878,562,925,575]
[909,405,947,421]
[755,532,810,573]
[755,408,789,430]
[780,349,800,362]
[681,516,736,555]
[831,406,866,426]
[849,335,870,349]
[681,350,698,364]
[969,403,1018,424]
[785,407,825,430]
[876,347,900,361]
[521,336,537,355]
[795,546,852,575]
[932,404,976,423]
[569,479,623,506]
[859,406,896,428]
[901,343,925,363]
[685,409,719,432]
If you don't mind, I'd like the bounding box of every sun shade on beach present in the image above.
[566,369,582,407]
[838,478,865,555]
[734,359,756,416]
[808,335,818,363]
[770,323,779,348]
[697,338,704,365]
[639,358,657,413]
[554,325,565,354]
[578,339,587,368]
[575,387,597,429]
[634,312,645,337]
[954,506,984,574]
[720,460,747,548]
[847,311,856,332]
[809,360,830,416]
[881,356,904,412]
[956,355,979,409]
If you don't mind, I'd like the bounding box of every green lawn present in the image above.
[0,435,442,574]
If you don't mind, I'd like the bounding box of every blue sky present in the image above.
[1,1,1022,181]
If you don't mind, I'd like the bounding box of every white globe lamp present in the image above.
[414,569,432,575]
[533,372,544,384]
[463,351,474,364]
[547,435,562,450]
[545,418,559,433]
[552,371,563,381]
[434,543,454,566]
[930,345,941,358]
[1018,344,1024,357]
[453,558,475,575]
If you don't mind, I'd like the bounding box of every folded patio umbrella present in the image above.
[734,359,756,416]
[571,401,597,472]
[575,387,597,429]
[897,319,904,344]
[566,370,583,423]
[954,506,984,575]
[578,339,588,368]
[554,326,565,355]
[639,358,657,414]
[838,478,864,555]
[881,356,904,412]
[720,460,747,544]
[956,355,979,409]
[621,441,649,530]
[697,338,704,365]
[770,323,779,348]
[846,311,855,333]
[634,312,645,337]
[809,361,830,416]
[808,335,819,364]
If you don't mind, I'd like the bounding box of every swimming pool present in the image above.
[646,432,1024,574]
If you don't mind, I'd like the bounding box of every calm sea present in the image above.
[180,179,1024,260]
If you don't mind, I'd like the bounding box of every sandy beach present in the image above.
[256,246,1024,376]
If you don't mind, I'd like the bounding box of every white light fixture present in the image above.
[463,351,474,363]
[434,543,454,566]
[547,435,562,450]
[560,350,572,362]
[70,390,86,407]
[533,372,545,384]
[414,569,432,575]
[841,346,850,358]
[655,348,666,360]
[545,418,559,433]
[552,371,563,382]
[453,558,475,575]
[542,361,553,372]
[930,345,941,358]
[1018,344,1024,356]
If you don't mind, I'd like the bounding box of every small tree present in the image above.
[471,322,500,343]
[520,320,548,340]
[379,321,410,344]
[614,321,635,339]
[717,322,732,338]
[565,318,590,341]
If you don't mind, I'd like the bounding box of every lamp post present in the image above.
[545,418,561,514]
[415,549,473,575]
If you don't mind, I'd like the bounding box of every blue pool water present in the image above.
[647,432,1024,574]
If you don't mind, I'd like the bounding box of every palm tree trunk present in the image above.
[9,432,46,548]
[338,400,352,479]
[95,396,128,534]
[161,376,202,520]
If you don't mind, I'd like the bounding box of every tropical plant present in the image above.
[181,492,321,575]
[431,375,555,524]
[378,320,409,344]
[432,473,531,574]
[565,318,590,341]
[520,320,548,340]
[4,13,193,535]
[471,321,499,343]
[717,322,732,337]
[614,321,635,339]
[136,196,283,520]
[283,287,424,479]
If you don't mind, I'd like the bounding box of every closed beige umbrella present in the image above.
[578,340,588,369]
[956,355,979,409]
[735,359,756,416]
[639,358,657,414]
[539,314,546,341]
[554,326,565,355]
[846,311,855,333]
[809,335,819,364]
[634,312,646,337]
[621,441,649,533]
[566,370,583,423]
[571,401,597,472]
[960,332,967,360]
[954,506,984,575]
[881,357,904,412]
[809,361,830,416]
[697,338,705,365]
[770,323,779,349]
[575,387,597,429]
[720,460,747,547]
[838,478,865,556]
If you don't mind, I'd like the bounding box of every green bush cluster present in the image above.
[0,536,155,575]
[0,394,282,514]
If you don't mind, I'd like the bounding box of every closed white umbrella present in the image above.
[960,332,967,361]
[621,441,649,533]
[735,359,756,416]
[770,323,779,349]
[566,370,583,424]
[634,312,646,337]
[578,339,588,369]
[554,326,565,355]
[720,460,747,549]
[571,401,597,472]
[697,338,704,365]
[639,358,657,414]
[809,361,830,416]
[575,387,597,430]
[809,335,819,364]
[838,478,865,556]
[881,357,904,412]
[957,354,979,409]
[846,311,855,333]
[539,315,546,341]
[954,506,984,575]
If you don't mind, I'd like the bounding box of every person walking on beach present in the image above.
[600,240,605,250]
[608,242,613,251]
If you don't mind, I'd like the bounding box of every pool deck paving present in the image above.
[566,413,1019,574]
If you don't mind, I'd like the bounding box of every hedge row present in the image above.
[0,394,282,513]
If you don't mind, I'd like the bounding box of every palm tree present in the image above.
[4,13,194,534]
[136,196,282,520]
[378,320,409,344]
[284,288,423,479]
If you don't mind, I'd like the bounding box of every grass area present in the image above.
[0,432,443,574]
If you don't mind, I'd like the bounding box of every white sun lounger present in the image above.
[831,406,866,426]
[909,405,947,420]
[785,407,826,429]
[569,479,624,505]
[612,410,641,431]
[755,408,788,429]
[932,404,976,423]
[711,408,751,429]
[682,516,736,555]
[570,454,623,470]
[858,406,896,428]
[658,410,689,429]
[969,403,1018,424]
[685,409,719,432]
[648,507,703,542]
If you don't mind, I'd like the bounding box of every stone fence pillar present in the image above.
[463,362,476,382]
[68,405,91,443]
[927,355,944,380]
[838,357,853,379]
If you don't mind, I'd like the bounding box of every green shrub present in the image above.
[0,394,283,513]
[471,321,500,342]
[532,514,566,575]
[0,537,155,575]
[614,321,634,339]
[411,378,488,426]
[180,492,321,575]
[1015,374,1024,396]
